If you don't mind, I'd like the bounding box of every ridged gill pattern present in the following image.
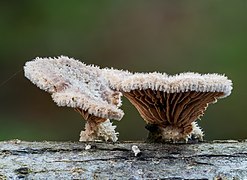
[124,89,224,134]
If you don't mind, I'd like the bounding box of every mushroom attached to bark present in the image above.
[24,56,124,142]
[113,72,232,142]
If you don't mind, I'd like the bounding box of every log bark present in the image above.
[0,140,246,179]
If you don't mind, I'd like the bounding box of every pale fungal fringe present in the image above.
[190,122,204,141]
[101,67,133,90]
[114,72,232,98]
[24,56,123,142]
[52,91,123,120]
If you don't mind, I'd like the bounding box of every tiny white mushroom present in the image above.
[132,145,141,156]
[85,144,92,150]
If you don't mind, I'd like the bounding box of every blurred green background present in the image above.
[0,1,246,141]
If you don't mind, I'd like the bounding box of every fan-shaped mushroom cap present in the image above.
[115,72,232,141]
[24,56,124,120]
[24,56,124,141]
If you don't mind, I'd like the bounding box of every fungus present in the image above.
[112,72,232,142]
[24,56,124,142]
[132,145,141,156]
[85,144,92,150]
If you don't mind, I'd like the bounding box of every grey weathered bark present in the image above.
[0,140,246,179]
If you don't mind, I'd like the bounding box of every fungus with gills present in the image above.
[114,72,232,142]
[24,56,124,142]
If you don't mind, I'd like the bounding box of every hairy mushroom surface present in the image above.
[113,72,232,142]
[24,56,124,142]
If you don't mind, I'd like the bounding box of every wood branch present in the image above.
[0,140,247,179]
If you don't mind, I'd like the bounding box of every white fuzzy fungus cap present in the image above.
[116,71,232,142]
[115,72,232,98]
[24,56,124,120]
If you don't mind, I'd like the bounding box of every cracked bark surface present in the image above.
[0,140,246,179]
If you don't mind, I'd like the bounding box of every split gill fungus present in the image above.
[109,72,232,142]
[24,56,233,142]
[24,56,124,142]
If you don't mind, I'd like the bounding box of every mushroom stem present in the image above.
[146,122,203,143]
[75,108,118,142]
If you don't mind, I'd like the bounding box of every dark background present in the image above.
[0,1,246,141]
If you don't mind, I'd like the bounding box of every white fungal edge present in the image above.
[114,72,233,98]
[51,91,123,120]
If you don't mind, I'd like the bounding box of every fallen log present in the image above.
[0,139,246,179]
